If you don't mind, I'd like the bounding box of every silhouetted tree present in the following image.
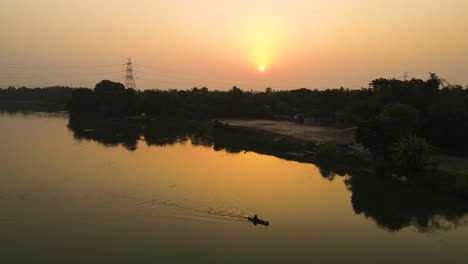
[356,104,420,158]
[392,135,431,176]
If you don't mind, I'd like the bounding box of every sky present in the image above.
[1,0,467,90]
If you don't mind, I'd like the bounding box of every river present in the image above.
[0,112,467,263]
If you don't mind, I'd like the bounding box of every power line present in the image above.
[1,60,370,88]
[0,63,121,69]
[0,60,391,89]
[0,70,122,78]
[137,64,371,87]
[0,80,95,88]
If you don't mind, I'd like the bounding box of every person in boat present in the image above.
[252,214,259,221]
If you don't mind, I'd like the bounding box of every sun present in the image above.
[258,66,265,72]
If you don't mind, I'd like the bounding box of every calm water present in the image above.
[1,112,468,263]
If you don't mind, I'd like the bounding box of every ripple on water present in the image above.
[0,191,255,227]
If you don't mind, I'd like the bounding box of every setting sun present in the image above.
[259,66,265,72]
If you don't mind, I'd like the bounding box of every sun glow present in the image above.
[259,66,265,72]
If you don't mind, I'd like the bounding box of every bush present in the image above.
[316,142,338,162]
[392,135,431,176]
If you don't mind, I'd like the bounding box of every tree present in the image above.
[355,117,385,158]
[355,104,419,158]
[377,103,419,138]
[392,135,431,176]
[94,80,125,93]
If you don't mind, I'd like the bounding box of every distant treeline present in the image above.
[67,75,468,152]
[0,86,73,104]
[3,75,468,152]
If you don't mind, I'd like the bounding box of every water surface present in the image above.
[1,112,468,263]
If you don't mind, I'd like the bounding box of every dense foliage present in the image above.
[68,81,137,116]
[5,74,467,153]
[355,104,420,158]
[392,135,431,176]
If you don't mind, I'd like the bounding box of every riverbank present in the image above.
[205,120,371,174]
[218,119,468,198]
[219,119,371,161]
[4,103,468,198]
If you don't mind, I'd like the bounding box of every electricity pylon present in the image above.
[401,72,411,81]
[124,58,136,89]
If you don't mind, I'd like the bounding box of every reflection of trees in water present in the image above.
[314,163,468,232]
[143,121,211,148]
[68,118,212,151]
[344,174,468,232]
[301,156,468,233]
[68,118,141,151]
[68,118,283,155]
[0,107,25,115]
[317,165,352,182]
[67,117,468,233]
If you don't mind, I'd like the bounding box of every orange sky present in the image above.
[1,0,467,90]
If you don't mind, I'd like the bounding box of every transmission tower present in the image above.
[124,58,136,89]
[401,72,411,81]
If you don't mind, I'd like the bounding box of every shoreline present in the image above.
[2,101,467,199]
[216,118,468,198]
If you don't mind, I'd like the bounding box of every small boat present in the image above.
[247,215,270,226]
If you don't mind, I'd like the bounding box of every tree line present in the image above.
[3,75,468,154]
[67,75,468,154]
[0,86,73,103]
[3,77,467,190]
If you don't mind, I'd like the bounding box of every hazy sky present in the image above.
[1,0,467,90]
